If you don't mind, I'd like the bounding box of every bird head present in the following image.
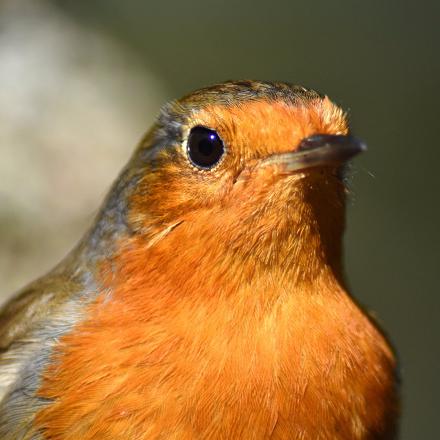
[101,81,364,285]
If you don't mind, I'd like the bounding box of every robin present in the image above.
[0,80,398,439]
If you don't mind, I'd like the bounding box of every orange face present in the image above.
[129,96,350,270]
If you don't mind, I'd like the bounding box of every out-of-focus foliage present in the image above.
[0,0,166,296]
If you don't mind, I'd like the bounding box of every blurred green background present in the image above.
[0,0,438,438]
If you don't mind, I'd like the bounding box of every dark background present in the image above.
[2,0,439,438]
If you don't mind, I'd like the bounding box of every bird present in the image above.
[0,80,399,439]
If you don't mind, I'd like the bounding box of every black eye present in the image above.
[186,126,225,169]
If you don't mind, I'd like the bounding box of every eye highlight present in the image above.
[186,126,225,170]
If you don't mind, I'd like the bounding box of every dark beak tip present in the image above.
[347,135,367,154]
[299,134,367,159]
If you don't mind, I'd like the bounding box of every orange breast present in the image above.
[33,228,398,439]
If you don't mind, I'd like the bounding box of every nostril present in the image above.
[297,134,326,152]
[297,134,346,152]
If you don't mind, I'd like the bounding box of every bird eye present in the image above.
[186,126,225,170]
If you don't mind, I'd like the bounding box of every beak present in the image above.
[261,134,366,173]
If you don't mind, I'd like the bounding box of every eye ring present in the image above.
[186,126,225,170]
